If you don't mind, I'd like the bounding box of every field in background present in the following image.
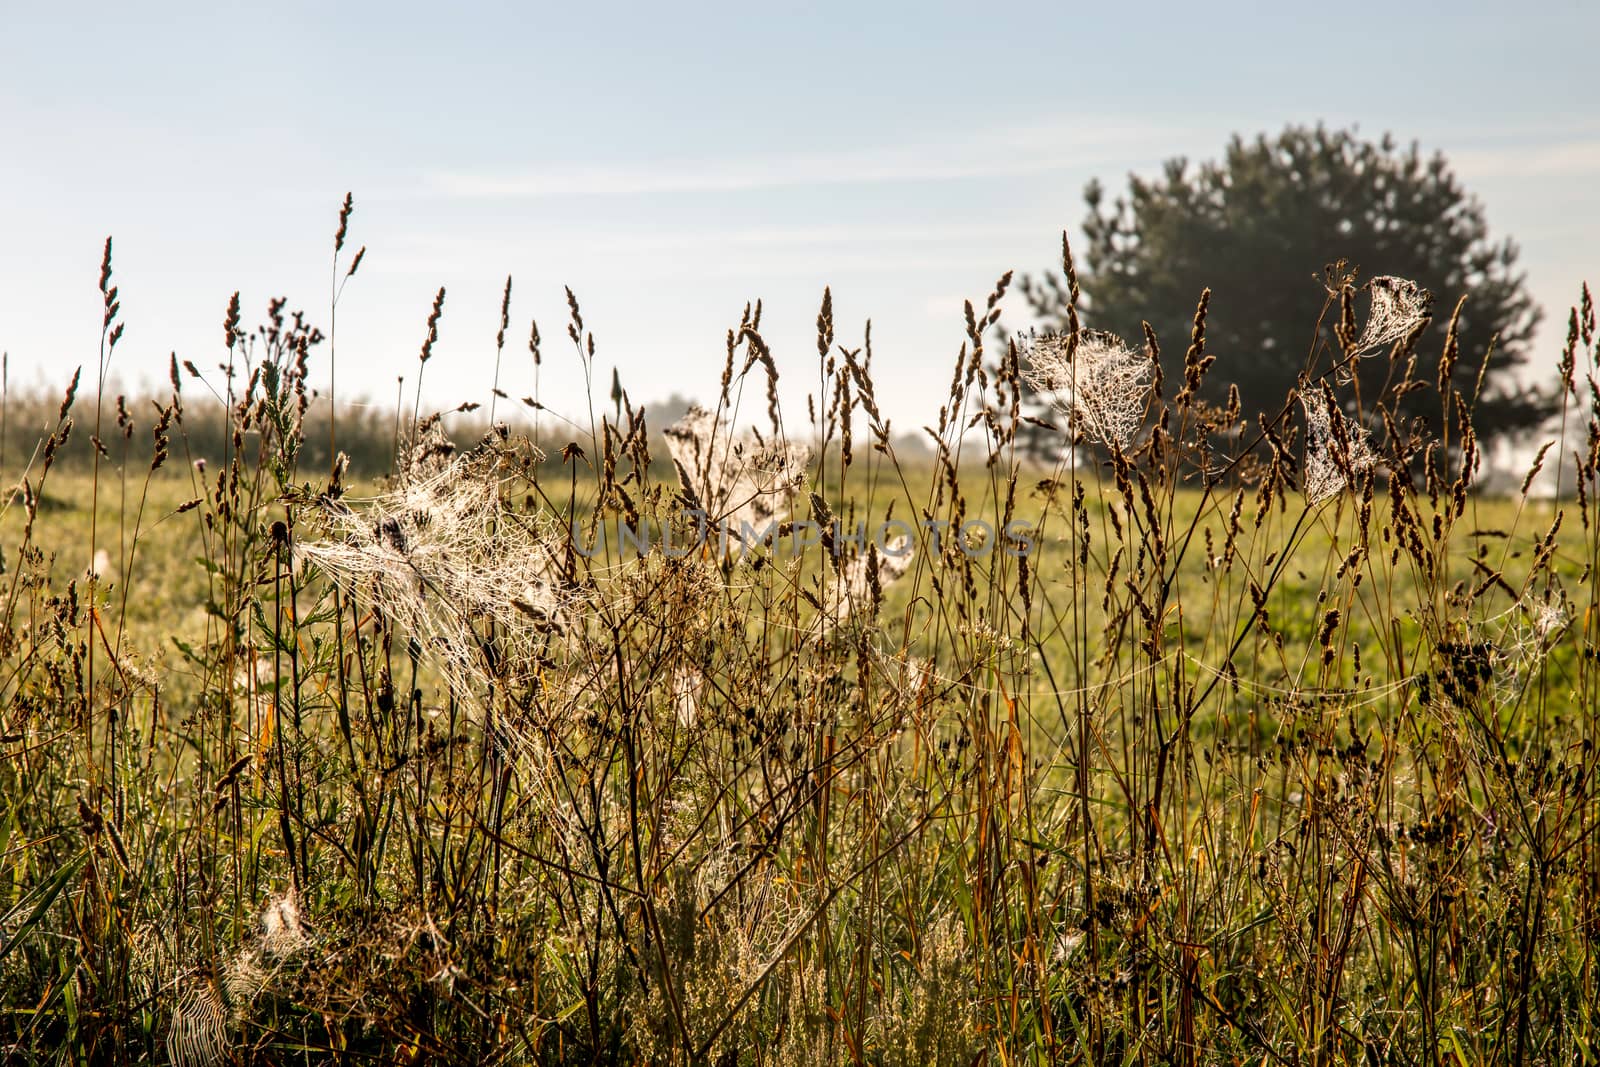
[5,465,1585,727]
[2,234,1600,1066]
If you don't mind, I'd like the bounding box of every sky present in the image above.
[2,1,1597,442]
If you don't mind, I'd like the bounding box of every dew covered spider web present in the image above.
[1301,385,1376,505]
[661,404,810,542]
[1483,590,1570,711]
[296,420,570,710]
[660,404,916,639]
[1019,329,1152,449]
[1355,276,1432,353]
[166,973,227,1067]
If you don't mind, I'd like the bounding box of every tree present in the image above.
[1019,125,1550,447]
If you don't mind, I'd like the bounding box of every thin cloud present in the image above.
[1452,138,1600,180]
[425,118,1199,199]
[363,221,1046,278]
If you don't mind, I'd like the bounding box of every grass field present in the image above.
[3,238,1600,1066]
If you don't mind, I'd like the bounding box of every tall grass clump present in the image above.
[2,208,1599,1066]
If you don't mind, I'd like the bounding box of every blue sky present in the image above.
[2,1,1596,435]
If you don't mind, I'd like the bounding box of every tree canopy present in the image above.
[1020,125,1550,445]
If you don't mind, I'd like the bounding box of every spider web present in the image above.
[297,426,568,707]
[662,404,810,541]
[167,973,227,1067]
[1486,591,1570,710]
[1355,276,1431,353]
[1301,386,1376,505]
[809,536,915,638]
[1020,329,1152,448]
